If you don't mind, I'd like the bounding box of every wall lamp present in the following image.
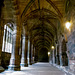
[51,46,54,49]
[65,21,71,30]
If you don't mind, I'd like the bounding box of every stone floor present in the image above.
[0,62,70,75]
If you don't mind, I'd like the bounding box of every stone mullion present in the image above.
[24,34,28,67]
[8,28,11,53]
[5,26,9,52]
[0,26,4,53]
[2,25,7,52]
[9,32,12,53]
[7,29,10,52]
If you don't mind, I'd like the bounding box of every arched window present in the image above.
[2,24,13,53]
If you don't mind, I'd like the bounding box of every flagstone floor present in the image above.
[0,62,69,75]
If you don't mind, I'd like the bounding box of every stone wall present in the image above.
[67,31,75,70]
[1,52,11,69]
[38,48,48,62]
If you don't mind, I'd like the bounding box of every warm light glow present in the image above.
[51,46,54,49]
[65,22,71,29]
[48,52,50,55]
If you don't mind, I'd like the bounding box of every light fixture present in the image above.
[51,46,54,49]
[48,52,50,56]
[48,52,50,55]
[65,22,71,29]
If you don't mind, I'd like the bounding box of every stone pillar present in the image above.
[56,44,58,65]
[24,34,28,67]
[29,39,32,65]
[31,44,35,64]
[34,47,38,63]
[27,38,30,65]
[49,51,52,64]
[20,36,25,67]
[31,44,33,64]
[53,49,55,65]
[9,26,21,71]
[32,47,35,64]
[0,25,4,72]
[59,44,63,67]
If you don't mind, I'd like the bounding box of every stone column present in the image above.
[53,49,55,65]
[49,51,52,64]
[59,44,63,67]
[20,36,25,67]
[0,25,4,72]
[29,39,32,65]
[56,44,58,65]
[32,47,35,64]
[34,47,38,63]
[27,38,30,65]
[9,26,21,71]
[31,44,33,64]
[24,34,28,67]
[31,44,35,64]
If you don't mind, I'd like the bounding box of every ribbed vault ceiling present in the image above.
[21,0,65,51]
[3,0,66,51]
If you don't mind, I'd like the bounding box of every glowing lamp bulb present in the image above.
[48,52,50,55]
[65,22,71,29]
[52,46,54,49]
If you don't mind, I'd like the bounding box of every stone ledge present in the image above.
[0,66,4,73]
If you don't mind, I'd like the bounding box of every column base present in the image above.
[0,66,4,72]
[34,61,37,63]
[32,62,35,64]
[24,63,28,67]
[29,63,32,65]
[20,63,25,67]
[20,63,28,67]
[8,65,20,71]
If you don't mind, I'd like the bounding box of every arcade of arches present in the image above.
[0,0,75,74]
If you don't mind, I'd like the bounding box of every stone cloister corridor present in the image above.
[0,0,75,75]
